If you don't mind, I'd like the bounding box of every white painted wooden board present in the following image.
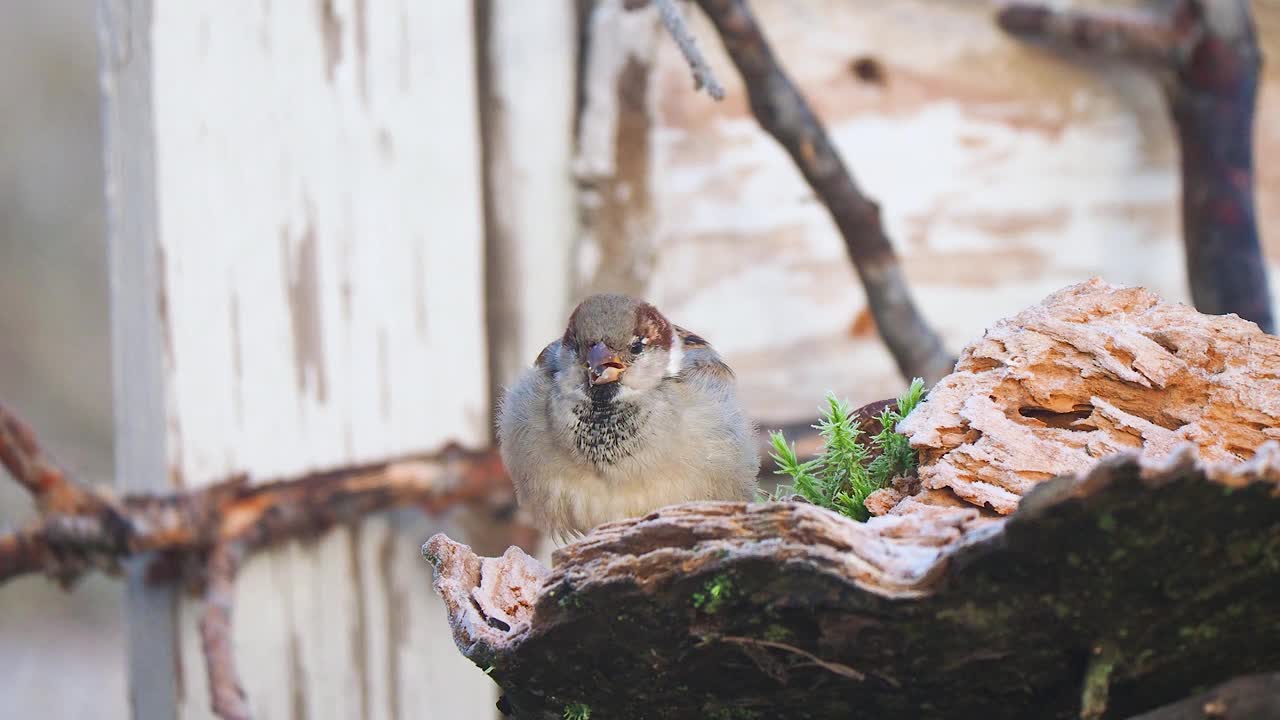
[482,0,579,391]
[603,0,1280,423]
[103,0,497,717]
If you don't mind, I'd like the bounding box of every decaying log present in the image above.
[895,277,1280,515]
[424,280,1280,719]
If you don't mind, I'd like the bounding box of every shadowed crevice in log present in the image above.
[1018,405,1097,431]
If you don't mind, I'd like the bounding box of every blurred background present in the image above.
[1,0,1278,718]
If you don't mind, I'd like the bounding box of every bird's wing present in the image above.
[533,338,563,371]
[673,325,734,382]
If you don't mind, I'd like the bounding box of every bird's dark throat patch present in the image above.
[571,387,646,466]
[586,382,620,404]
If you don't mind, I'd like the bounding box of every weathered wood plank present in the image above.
[574,0,663,299]
[98,1,182,717]
[101,0,496,717]
[478,0,578,391]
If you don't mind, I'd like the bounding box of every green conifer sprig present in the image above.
[764,378,926,522]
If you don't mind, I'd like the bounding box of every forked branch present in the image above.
[997,0,1274,332]
[0,401,514,719]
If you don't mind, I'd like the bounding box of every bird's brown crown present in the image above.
[563,294,672,353]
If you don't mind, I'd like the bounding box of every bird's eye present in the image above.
[630,338,645,355]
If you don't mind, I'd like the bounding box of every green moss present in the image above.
[1132,648,1156,672]
[553,586,583,609]
[1178,624,1219,642]
[1080,644,1121,720]
[563,702,591,720]
[702,703,762,720]
[703,709,728,720]
[693,575,734,614]
[936,600,1018,630]
[763,624,790,642]
[764,379,927,521]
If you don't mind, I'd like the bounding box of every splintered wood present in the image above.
[894,278,1280,515]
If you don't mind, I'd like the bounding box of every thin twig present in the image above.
[0,400,100,513]
[651,0,725,100]
[717,635,866,681]
[693,0,954,383]
[711,635,909,687]
[200,541,251,720]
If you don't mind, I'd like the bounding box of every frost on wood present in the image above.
[424,281,1280,719]
[896,278,1280,515]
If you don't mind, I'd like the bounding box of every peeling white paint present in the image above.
[142,2,494,718]
[484,1,578,388]
[574,0,662,182]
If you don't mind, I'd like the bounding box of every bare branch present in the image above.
[0,398,520,718]
[0,448,512,588]
[692,0,953,383]
[0,529,48,584]
[997,0,1274,332]
[996,1,1199,66]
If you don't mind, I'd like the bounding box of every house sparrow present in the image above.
[497,294,760,539]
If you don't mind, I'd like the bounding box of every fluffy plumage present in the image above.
[497,294,760,539]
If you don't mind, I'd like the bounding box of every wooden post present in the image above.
[98,2,180,716]
[477,0,578,395]
[574,0,662,299]
[97,1,497,717]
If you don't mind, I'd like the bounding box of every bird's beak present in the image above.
[586,342,627,385]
